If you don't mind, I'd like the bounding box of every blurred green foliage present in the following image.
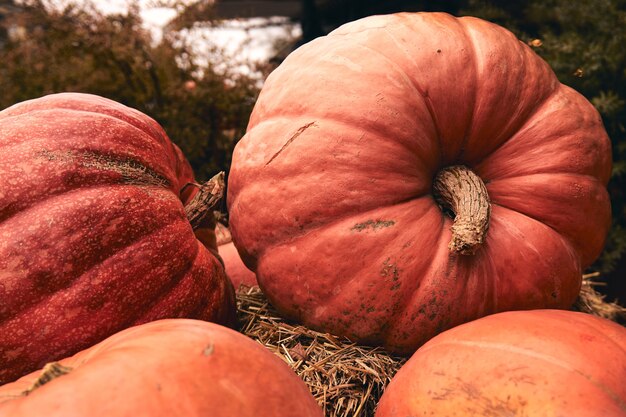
[0,0,259,182]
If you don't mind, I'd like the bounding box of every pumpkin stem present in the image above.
[22,362,73,396]
[185,171,225,230]
[432,165,491,255]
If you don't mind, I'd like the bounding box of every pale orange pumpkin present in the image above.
[227,12,612,354]
[376,310,626,416]
[0,319,323,417]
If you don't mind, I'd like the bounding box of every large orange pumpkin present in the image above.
[376,310,626,416]
[0,319,323,417]
[227,12,612,354]
[0,93,235,384]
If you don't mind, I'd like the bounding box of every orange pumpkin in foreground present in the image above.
[376,310,626,417]
[227,12,612,354]
[0,319,323,417]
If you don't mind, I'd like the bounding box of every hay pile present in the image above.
[236,287,405,417]
[236,275,624,417]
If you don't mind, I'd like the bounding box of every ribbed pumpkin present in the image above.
[0,93,235,384]
[227,12,612,354]
[376,310,626,416]
[0,319,323,417]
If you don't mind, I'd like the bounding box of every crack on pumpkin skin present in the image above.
[265,122,317,166]
[38,149,170,188]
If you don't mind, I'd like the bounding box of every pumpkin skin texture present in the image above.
[227,12,612,354]
[375,310,626,417]
[0,93,236,384]
[215,223,257,290]
[219,241,257,290]
[0,319,324,417]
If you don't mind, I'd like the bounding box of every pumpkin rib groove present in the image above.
[328,23,387,38]
[130,241,215,325]
[0,97,170,149]
[456,18,561,166]
[486,172,604,192]
[488,186,594,258]
[454,18,480,163]
[126,246,200,325]
[465,73,561,168]
[418,339,626,410]
[381,25,445,166]
[0,110,182,195]
[488,206,581,305]
[0,183,176,237]
[0,140,176,189]
[340,28,444,166]
[0,180,164,227]
[482,165,602,184]
[382,215,501,352]
[488,199,574,255]
[482,241,500,312]
[0,114,180,192]
[381,212,448,345]
[254,193,436,260]
[0,213,190,324]
[0,108,169,151]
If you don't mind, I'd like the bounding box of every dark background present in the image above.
[1,0,624,300]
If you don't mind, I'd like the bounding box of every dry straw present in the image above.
[237,287,406,417]
[236,274,625,417]
[574,272,626,321]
